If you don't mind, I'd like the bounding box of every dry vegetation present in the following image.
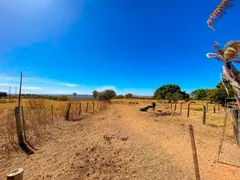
[0,99,106,154]
[112,99,235,138]
[1,98,240,179]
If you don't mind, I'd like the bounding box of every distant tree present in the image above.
[190,89,209,100]
[73,92,77,100]
[125,93,133,99]
[153,84,188,102]
[206,79,235,105]
[99,89,116,101]
[92,90,98,99]
[115,95,124,99]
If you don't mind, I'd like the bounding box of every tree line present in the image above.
[153,77,235,105]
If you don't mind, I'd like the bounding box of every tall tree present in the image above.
[153,84,188,101]
[207,41,240,107]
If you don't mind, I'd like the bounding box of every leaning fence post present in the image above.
[86,102,89,113]
[203,106,206,125]
[72,103,75,119]
[187,103,190,118]
[7,168,24,180]
[174,103,177,111]
[229,109,240,145]
[65,102,71,120]
[189,125,201,180]
[180,103,182,115]
[14,107,24,145]
[20,106,27,142]
[213,105,216,113]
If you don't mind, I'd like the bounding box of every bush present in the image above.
[125,93,133,99]
[99,90,116,101]
[115,95,124,99]
[57,96,69,101]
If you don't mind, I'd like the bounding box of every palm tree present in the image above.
[207,0,234,30]
[206,41,240,107]
[207,41,240,62]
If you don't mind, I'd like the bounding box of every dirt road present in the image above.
[1,104,240,179]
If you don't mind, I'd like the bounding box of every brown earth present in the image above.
[1,103,240,180]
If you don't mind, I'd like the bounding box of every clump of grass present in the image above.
[24,99,51,145]
[0,109,18,154]
[0,99,109,154]
[191,107,203,111]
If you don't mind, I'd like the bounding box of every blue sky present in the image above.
[0,0,240,96]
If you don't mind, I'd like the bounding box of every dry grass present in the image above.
[113,99,235,137]
[0,99,106,154]
[0,98,235,154]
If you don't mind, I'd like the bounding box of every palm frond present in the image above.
[213,42,224,56]
[232,58,240,63]
[206,53,225,62]
[207,0,234,30]
[225,41,240,52]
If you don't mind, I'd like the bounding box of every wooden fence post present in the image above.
[180,103,182,115]
[187,103,190,118]
[189,125,201,180]
[72,103,75,119]
[86,102,89,113]
[7,168,24,180]
[78,103,82,116]
[203,106,206,125]
[20,106,27,142]
[213,105,216,113]
[174,103,177,111]
[14,107,24,145]
[229,109,240,145]
[65,102,71,120]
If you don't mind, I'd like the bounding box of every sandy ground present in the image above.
[1,103,240,180]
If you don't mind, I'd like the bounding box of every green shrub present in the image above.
[57,96,69,101]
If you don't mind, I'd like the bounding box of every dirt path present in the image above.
[1,104,240,179]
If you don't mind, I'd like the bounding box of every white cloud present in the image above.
[95,86,116,92]
[0,83,14,86]
[0,75,154,95]
[0,76,79,87]
[23,86,41,90]
[58,83,78,87]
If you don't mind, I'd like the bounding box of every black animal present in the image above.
[0,92,7,97]
[140,102,156,112]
